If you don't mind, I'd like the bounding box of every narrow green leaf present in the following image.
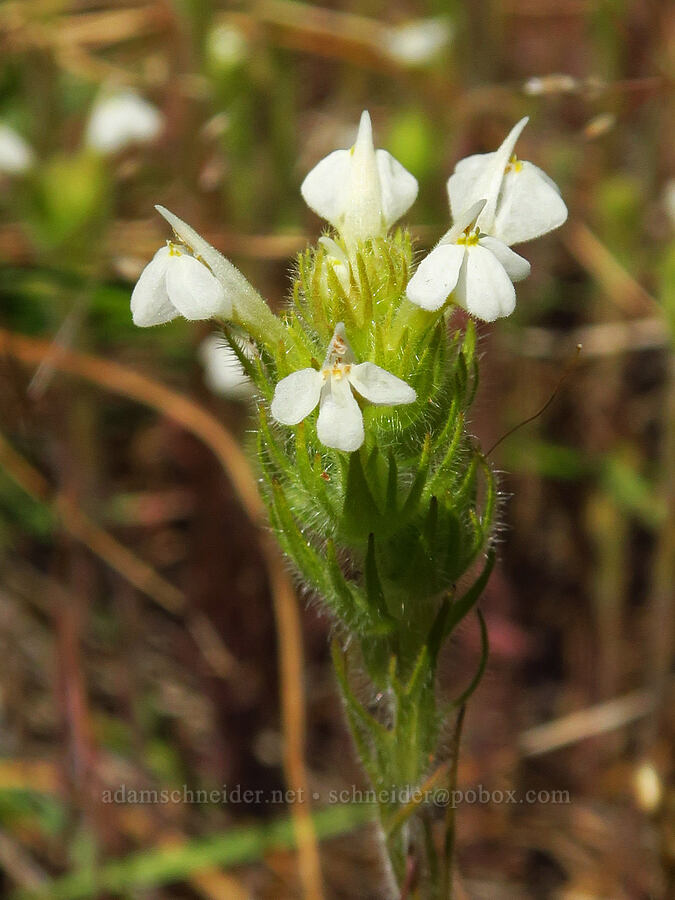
[440,550,495,641]
[295,423,334,518]
[325,539,371,625]
[356,253,373,327]
[341,450,382,538]
[257,407,294,481]
[450,608,490,708]
[13,804,373,900]
[400,433,431,520]
[365,533,397,627]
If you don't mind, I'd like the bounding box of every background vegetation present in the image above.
[0,1,673,897]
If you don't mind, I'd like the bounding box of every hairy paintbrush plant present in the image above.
[130,111,567,896]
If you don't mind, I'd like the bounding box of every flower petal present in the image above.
[271,369,323,425]
[342,111,384,240]
[300,149,352,227]
[447,118,529,234]
[447,153,493,223]
[130,246,177,327]
[323,322,356,368]
[478,117,529,233]
[348,363,416,406]
[406,243,466,310]
[376,149,418,227]
[478,236,531,282]
[165,253,232,320]
[316,377,364,452]
[454,244,516,322]
[493,160,568,245]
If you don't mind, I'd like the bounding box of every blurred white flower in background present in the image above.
[384,18,452,67]
[523,74,577,96]
[206,22,249,70]
[86,91,164,154]
[0,123,34,175]
[199,333,255,400]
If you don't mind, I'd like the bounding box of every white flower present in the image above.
[406,200,531,321]
[271,323,416,452]
[447,117,567,246]
[148,206,285,345]
[86,91,163,154]
[384,18,451,67]
[0,123,34,175]
[199,333,255,399]
[131,242,231,327]
[301,111,418,244]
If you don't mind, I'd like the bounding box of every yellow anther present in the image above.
[505,154,523,174]
[457,228,480,247]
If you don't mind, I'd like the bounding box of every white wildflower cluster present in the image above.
[131,111,567,451]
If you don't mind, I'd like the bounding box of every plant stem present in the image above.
[374,816,401,899]
[423,813,438,894]
[440,704,466,899]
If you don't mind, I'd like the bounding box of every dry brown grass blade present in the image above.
[56,5,161,47]
[263,542,324,900]
[518,688,657,757]
[3,329,264,517]
[564,223,660,317]
[0,830,48,892]
[0,427,241,681]
[0,429,185,613]
[516,317,668,359]
[0,327,324,900]
[234,1,396,72]
[0,222,309,266]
